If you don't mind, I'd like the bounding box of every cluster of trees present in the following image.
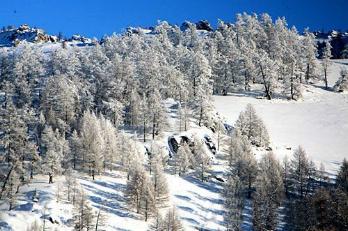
[223,105,348,230]
[125,143,169,221]
[149,207,184,231]
[172,137,211,181]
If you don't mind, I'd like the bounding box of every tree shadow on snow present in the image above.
[80,183,136,219]
[183,175,222,194]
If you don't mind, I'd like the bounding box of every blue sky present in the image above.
[0,0,347,38]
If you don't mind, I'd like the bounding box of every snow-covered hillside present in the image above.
[214,60,348,173]
[0,99,229,231]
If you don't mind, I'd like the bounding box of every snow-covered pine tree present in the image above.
[99,116,119,171]
[322,40,332,89]
[79,111,104,179]
[192,139,210,181]
[69,130,81,170]
[289,146,310,198]
[257,51,278,100]
[41,74,78,134]
[235,104,270,147]
[334,68,348,92]
[12,42,43,107]
[223,175,244,230]
[228,130,258,198]
[163,207,184,231]
[177,101,190,132]
[147,89,168,140]
[253,152,284,231]
[151,160,169,207]
[336,158,348,193]
[73,189,95,231]
[41,126,69,183]
[0,100,36,197]
[302,29,318,83]
[148,212,165,231]
[173,142,192,176]
[125,164,156,221]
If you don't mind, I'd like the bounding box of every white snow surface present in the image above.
[214,61,348,173]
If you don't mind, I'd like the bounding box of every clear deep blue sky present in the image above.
[0,0,347,38]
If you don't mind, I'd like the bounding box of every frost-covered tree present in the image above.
[148,212,165,231]
[235,104,270,147]
[177,101,190,132]
[192,139,210,181]
[41,74,78,133]
[41,126,69,183]
[253,152,284,231]
[224,175,244,230]
[302,29,318,83]
[147,89,168,140]
[0,100,33,198]
[334,68,348,92]
[79,111,104,179]
[228,130,258,198]
[322,40,332,89]
[125,164,156,221]
[336,158,348,193]
[163,207,184,231]
[257,51,278,100]
[151,160,169,207]
[289,146,310,198]
[12,42,43,107]
[69,130,81,170]
[99,116,119,171]
[173,142,192,176]
[73,189,95,231]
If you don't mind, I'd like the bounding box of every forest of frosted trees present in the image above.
[0,13,348,231]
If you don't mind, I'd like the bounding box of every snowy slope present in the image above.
[0,99,229,231]
[214,61,348,173]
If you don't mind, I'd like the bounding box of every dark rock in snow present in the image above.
[196,20,213,31]
[168,136,179,157]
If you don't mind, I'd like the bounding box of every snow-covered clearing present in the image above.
[214,61,348,173]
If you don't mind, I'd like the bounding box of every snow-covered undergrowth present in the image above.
[214,60,348,174]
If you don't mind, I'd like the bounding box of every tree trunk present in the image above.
[143,118,146,142]
[324,68,328,89]
[145,199,148,221]
[95,210,100,231]
[152,114,156,140]
[259,63,272,100]
[49,173,53,184]
[0,165,14,199]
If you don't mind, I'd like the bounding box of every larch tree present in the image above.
[151,160,169,207]
[73,188,95,231]
[322,40,332,89]
[223,175,244,231]
[125,164,156,221]
[41,126,69,183]
[79,111,104,179]
[163,207,184,231]
[303,29,318,83]
[174,142,192,176]
[289,146,310,198]
[228,130,258,198]
[334,68,348,92]
[253,152,284,231]
[235,104,270,147]
[192,139,211,181]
